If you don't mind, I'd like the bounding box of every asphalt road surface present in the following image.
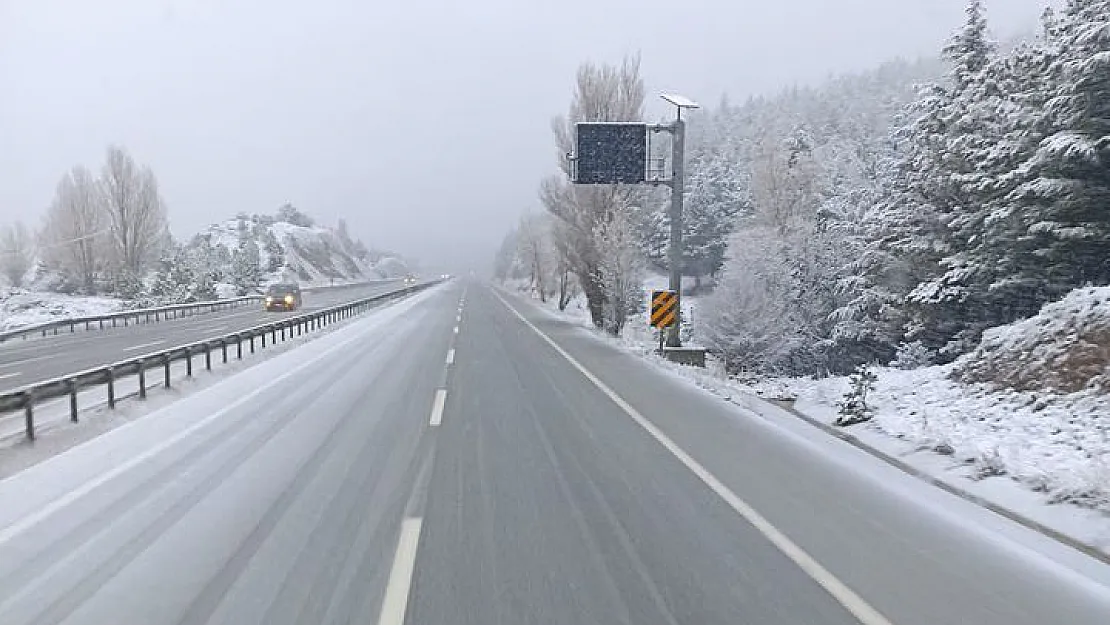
[0,281,403,394]
[0,281,1108,624]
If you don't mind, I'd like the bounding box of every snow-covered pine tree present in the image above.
[231,238,263,295]
[677,144,749,290]
[261,230,285,273]
[1007,0,1110,294]
[884,0,999,358]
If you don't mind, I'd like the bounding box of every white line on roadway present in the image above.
[494,291,895,625]
[0,354,56,369]
[377,517,423,625]
[453,326,459,335]
[0,372,19,380]
[445,349,455,366]
[429,389,446,427]
[121,340,166,353]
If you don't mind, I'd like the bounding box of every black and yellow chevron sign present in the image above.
[650,290,678,329]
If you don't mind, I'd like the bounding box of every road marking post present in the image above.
[493,291,894,625]
[429,389,446,427]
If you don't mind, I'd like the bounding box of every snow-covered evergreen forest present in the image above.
[497,0,1110,378]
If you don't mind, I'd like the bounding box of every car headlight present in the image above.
[285,295,294,304]
[265,296,273,304]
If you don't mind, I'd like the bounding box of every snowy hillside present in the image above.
[186,207,412,296]
[730,286,1110,512]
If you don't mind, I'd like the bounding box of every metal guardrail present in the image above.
[0,280,436,441]
[0,279,402,343]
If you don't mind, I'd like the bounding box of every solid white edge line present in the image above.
[493,291,895,625]
[429,389,446,427]
[445,349,455,366]
[0,308,404,547]
[377,517,423,625]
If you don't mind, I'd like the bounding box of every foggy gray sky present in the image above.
[0,0,1054,272]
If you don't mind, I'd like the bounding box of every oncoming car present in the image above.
[263,283,302,311]
[403,275,418,286]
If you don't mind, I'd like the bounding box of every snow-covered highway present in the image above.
[0,281,404,396]
[0,281,1108,624]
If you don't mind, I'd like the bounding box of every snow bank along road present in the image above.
[0,282,403,394]
[0,282,1109,625]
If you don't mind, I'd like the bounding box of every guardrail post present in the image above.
[107,368,116,408]
[112,317,117,328]
[70,323,75,333]
[123,315,128,327]
[85,321,91,331]
[67,379,78,422]
[24,392,34,441]
[138,361,147,399]
[204,344,212,370]
[164,355,171,388]
[270,327,276,343]
[280,325,286,341]
[185,348,193,378]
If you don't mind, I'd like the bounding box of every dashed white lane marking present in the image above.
[445,349,455,366]
[0,372,19,380]
[428,389,446,427]
[376,517,423,625]
[453,326,459,335]
[494,291,895,625]
[121,340,166,353]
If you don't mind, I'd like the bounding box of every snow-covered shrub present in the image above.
[835,364,878,426]
[890,341,935,370]
[953,287,1110,393]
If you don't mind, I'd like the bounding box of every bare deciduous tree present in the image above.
[0,221,34,288]
[543,54,646,328]
[40,166,107,293]
[100,145,169,279]
[516,212,555,302]
[594,207,645,335]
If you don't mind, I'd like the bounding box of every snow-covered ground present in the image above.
[507,280,1110,557]
[0,289,123,332]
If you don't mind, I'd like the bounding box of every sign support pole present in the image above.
[666,116,685,348]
